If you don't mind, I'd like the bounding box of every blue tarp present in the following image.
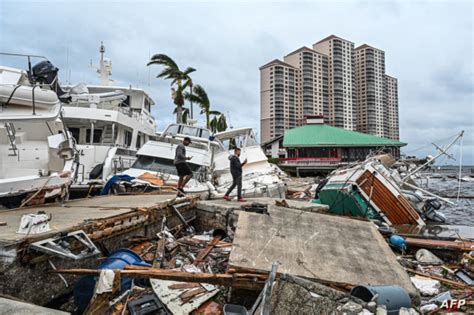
[100,175,135,195]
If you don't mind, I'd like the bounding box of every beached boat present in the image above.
[0,55,78,208]
[117,125,287,199]
[61,43,157,193]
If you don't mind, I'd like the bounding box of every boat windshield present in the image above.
[132,155,202,174]
[164,124,211,140]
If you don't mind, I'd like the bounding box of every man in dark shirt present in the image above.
[224,147,247,202]
[174,137,193,196]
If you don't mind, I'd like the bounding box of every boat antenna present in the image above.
[456,134,463,201]
[401,130,464,182]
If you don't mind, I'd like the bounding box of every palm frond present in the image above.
[147,54,179,69]
[157,68,176,79]
[183,67,196,75]
[209,110,221,115]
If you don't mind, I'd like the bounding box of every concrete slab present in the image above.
[0,194,176,245]
[0,297,69,314]
[228,205,417,297]
[196,197,328,214]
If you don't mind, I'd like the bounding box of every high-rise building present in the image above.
[283,47,329,121]
[313,35,356,130]
[260,59,300,143]
[260,35,399,144]
[355,44,386,137]
[384,75,399,140]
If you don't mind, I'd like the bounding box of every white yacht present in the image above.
[61,43,157,192]
[120,124,287,199]
[211,127,287,199]
[0,55,77,208]
[123,123,216,195]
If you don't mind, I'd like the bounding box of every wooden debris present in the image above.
[179,287,207,303]
[153,239,166,268]
[0,222,7,226]
[194,235,223,265]
[405,237,474,252]
[168,283,201,290]
[406,268,471,289]
[52,268,266,290]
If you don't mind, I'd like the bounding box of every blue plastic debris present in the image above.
[388,235,406,250]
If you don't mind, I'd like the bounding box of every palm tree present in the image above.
[210,112,228,133]
[173,107,190,124]
[185,84,213,128]
[147,54,195,124]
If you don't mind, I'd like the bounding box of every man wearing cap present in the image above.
[224,147,247,202]
[174,137,193,196]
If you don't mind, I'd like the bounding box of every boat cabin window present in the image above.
[164,124,210,140]
[124,130,133,147]
[69,128,80,143]
[165,125,180,136]
[122,95,131,107]
[144,98,151,112]
[132,155,201,174]
[200,129,211,139]
[136,134,141,149]
[181,126,198,137]
[86,129,103,144]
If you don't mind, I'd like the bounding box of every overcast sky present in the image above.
[1,0,472,164]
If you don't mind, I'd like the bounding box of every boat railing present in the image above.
[112,156,136,174]
[280,157,343,167]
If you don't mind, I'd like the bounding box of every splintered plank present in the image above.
[228,206,417,297]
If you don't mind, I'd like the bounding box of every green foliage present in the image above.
[148,54,195,124]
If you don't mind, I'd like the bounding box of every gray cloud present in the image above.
[1,0,472,163]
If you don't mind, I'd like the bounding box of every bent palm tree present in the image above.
[185,84,212,128]
[147,54,195,123]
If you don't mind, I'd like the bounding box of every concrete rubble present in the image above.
[0,192,472,314]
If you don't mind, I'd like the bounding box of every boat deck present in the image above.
[0,194,176,246]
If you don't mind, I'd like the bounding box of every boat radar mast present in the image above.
[96,42,113,86]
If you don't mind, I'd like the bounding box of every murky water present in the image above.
[422,177,474,225]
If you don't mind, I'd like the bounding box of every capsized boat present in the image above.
[0,54,78,208]
[314,155,449,226]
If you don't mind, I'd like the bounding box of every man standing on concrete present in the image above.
[174,137,193,196]
[224,147,247,202]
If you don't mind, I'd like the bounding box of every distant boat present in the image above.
[461,176,474,182]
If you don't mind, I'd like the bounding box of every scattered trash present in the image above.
[419,303,438,312]
[389,235,406,251]
[127,294,171,315]
[223,304,248,315]
[415,249,444,265]
[454,268,473,285]
[428,291,452,303]
[410,276,440,296]
[17,212,51,234]
[350,285,411,315]
[30,230,100,259]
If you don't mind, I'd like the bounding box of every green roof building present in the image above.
[263,116,406,175]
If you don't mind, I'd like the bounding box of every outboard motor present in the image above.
[29,60,70,102]
[423,198,446,223]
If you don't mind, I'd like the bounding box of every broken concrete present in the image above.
[196,197,328,214]
[268,275,366,314]
[0,297,69,315]
[229,205,418,298]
